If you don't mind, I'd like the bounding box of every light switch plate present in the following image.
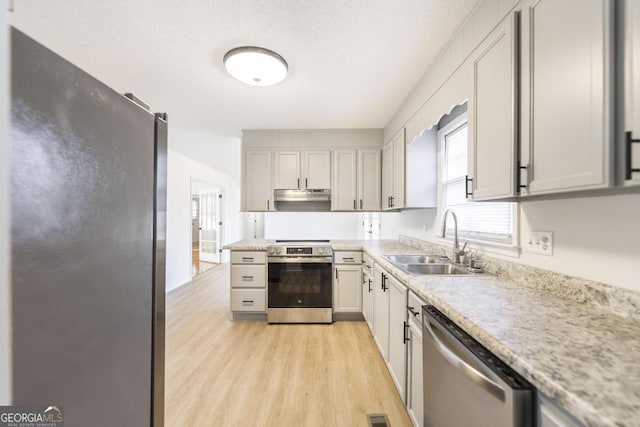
[525,231,553,255]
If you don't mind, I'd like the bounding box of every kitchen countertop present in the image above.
[224,239,640,427]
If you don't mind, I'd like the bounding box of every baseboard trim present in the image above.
[333,312,365,322]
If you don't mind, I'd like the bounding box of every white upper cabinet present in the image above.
[358,149,381,210]
[520,0,613,195]
[382,140,394,210]
[622,0,640,185]
[382,128,405,209]
[468,11,519,200]
[245,150,272,211]
[333,150,358,210]
[303,150,332,189]
[272,151,301,189]
[392,129,406,208]
[272,150,331,189]
[333,149,381,211]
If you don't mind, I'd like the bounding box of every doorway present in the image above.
[191,179,223,277]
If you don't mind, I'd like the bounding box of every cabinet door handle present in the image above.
[353,199,356,210]
[381,274,388,291]
[626,131,640,180]
[465,175,473,198]
[360,199,363,210]
[518,163,529,190]
[368,278,372,292]
[305,177,308,188]
[335,268,338,280]
[403,321,410,344]
[267,200,270,211]
[298,178,300,188]
[390,196,394,208]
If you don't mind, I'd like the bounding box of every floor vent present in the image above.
[367,413,390,427]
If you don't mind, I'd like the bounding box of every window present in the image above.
[439,114,516,245]
[192,198,199,220]
[362,212,380,240]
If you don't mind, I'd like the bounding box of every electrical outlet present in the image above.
[525,231,553,256]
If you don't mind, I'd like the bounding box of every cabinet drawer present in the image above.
[231,251,266,264]
[231,289,266,312]
[407,290,426,326]
[231,265,266,288]
[334,251,362,264]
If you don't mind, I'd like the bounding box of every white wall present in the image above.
[0,1,11,405]
[397,193,640,292]
[166,135,242,292]
[264,213,361,240]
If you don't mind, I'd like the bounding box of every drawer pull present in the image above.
[407,306,420,317]
[241,276,254,280]
[242,257,254,262]
[342,257,355,262]
[241,300,254,304]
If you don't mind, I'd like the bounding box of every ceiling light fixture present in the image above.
[223,46,288,86]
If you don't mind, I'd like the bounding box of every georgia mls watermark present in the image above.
[0,406,63,427]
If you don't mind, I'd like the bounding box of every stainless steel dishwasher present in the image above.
[422,305,534,427]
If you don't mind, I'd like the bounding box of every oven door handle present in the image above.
[423,315,506,402]
[268,257,333,264]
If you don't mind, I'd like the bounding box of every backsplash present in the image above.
[399,234,640,319]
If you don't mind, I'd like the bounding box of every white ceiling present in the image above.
[10,0,479,142]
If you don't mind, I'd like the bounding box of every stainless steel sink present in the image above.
[404,263,471,275]
[383,254,488,276]
[383,254,445,265]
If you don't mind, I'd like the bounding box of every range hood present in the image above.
[273,189,331,211]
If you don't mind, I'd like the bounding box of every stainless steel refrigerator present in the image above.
[9,28,166,426]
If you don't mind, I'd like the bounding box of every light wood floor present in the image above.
[191,245,217,277]
[165,263,413,427]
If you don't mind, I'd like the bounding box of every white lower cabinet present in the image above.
[230,251,267,316]
[334,251,363,314]
[230,289,266,312]
[406,291,425,427]
[333,264,362,313]
[373,264,390,360]
[362,255,374,332]
[387,274,408,402]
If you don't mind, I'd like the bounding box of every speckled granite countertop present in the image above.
[225,239,640,426]
[222,239,274,250]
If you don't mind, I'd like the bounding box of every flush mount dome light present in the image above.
[223,46,288,86]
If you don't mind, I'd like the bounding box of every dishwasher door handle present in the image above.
[424,316,506,402]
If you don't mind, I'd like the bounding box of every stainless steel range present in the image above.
[267,240,333,323]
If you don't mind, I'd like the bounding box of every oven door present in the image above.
[268,257,332,308]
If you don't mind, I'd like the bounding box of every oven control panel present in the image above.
[287,247,313,255]
[267,244,333,256]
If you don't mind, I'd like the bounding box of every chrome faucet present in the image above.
[441,209,461,263]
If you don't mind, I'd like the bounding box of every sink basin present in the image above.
[404,263,472,275]
[384,254,445,265]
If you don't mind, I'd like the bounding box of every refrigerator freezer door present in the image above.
[10,28,159,426]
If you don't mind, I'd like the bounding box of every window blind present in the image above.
[442,123,514,244]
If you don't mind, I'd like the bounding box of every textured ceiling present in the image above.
[10,0,479,141]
